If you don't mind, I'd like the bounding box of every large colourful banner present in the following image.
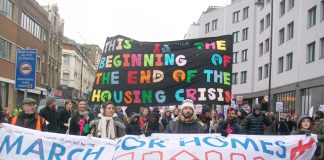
[0,124,317,160]
[90,35,233,106]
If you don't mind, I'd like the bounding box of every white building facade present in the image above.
[185,0,324,114]
[60,38,96,100]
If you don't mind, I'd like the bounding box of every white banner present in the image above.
[0,123,317,160]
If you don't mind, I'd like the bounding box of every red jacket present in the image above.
[139,116,148,129]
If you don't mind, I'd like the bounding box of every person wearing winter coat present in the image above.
[242,104,272,135]
[264,112,277,135]
[199,105,215,133]
[142,112,164,135]
[165,99,205,134]
[217,108,242,136]
[161,109,173,129]
[278,114,297,135]
[126,112,142,135]
[212,113,225,132]
[313,111,324,159]
[139,107,150,129]
[39,97,59,133]
[236,108,247,125]
[291,114,314,135]
[69,100,95,136]
[90,101,125,139]
[58,100,73,134]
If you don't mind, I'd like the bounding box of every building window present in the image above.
[286,52,293,70]
[41,74,45,84]
[265,38,270,53]
[0,37,11,60]
[233,11,240,23]
[21,12,43,40]
[287,21,294,40]
[279,28,285,45]
[288,0,294,10]
[212,19,218,31]
[242,28,248,41]
[260,19,264,33]
[233,31,239,43]
[205,22,210,34]
[307,42,315,63]
[278,56,284,73]
[0,0,13,19]
[62,73,69,85]
[243,7,249,20]
[233,52,238,64]
[258,66,263,81]
[280,0,286,17]
[242,49,248,62]
[320,38,324,59]
[36,57,41,72]
[259,43,263,56]
[308,6,317,28]
[241,71,247,84]
[266,13,271,28]
[264,64,269,78]
[321,1,324,21]
[63,55,69,66]
[275,91,296,114]
[232,73,238,85]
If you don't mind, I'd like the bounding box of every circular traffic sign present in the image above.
[20,62,33,75]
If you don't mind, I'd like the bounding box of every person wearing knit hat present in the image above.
[165,99,205,134]
[199,105,214,133]
[39,97,59,133]
[161,109,173,129]
[125,112,141,135]
[242,104,272,135]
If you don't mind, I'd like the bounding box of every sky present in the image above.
[36,0,231,48]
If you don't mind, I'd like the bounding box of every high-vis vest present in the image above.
[11,115,45,131]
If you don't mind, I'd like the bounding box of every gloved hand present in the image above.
[221,131,229,137]
[144,131,152,137]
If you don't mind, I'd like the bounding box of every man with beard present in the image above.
[165,99,205,133]
[39,97,59,133]
[217,108,242,136]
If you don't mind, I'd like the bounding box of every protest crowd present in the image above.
[0,97,323,159]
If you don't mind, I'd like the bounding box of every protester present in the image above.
[264,112,277,135]
[90,101,125,139]
[165,99,205,133]
[39,97,59,133]
[116,106,126,124]
[242,104,272,135]
[217,108,242,136]
[161,109,173,129]
[152,107,161,120]
[12,105,22,116]
[140,107,150,128]
[58,100,73,134]
[173,107,180,118]
[199,105,214,133]
[236,108,247,125]
[313,111,324,159]
[10,98,46,131]
[278,114,297,135]
[125,112,141,135]
[69,100,94,136]
[142,112,164,136]
[291,114,314,135]
[210,109,218,129]
[212,113,225,132]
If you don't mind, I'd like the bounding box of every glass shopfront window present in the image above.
[301,86,324,115]
[274,91,296,114]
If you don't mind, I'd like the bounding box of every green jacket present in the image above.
[314,119,324,142]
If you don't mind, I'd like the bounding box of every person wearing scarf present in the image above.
[90,101,125,139]
[216,108,242,137]
[165,99,205,134]
[142,112,164,136]
[69,100,92,136]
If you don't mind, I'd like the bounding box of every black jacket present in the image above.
[39,106,59,133]
[278,120,297,135]
[242,113,272,135]
[14,112,47,131]
[69,111,95,136]
[161,116,173,129]
[58,107,72,134]
[126,114,141,135]
[217,119,242,135]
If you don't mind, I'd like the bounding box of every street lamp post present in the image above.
[255,0,273,111]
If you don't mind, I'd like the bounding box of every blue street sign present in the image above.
[15,49,37,89]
